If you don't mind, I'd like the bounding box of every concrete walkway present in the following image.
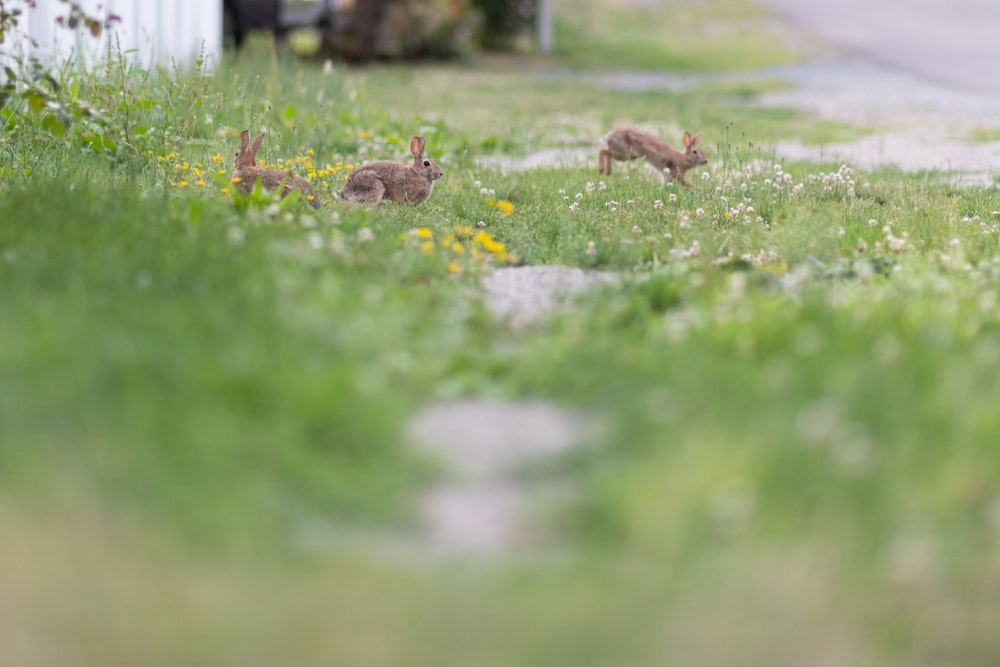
[761,0,1000,93]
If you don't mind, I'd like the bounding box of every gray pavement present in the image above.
[761,0,1000,93]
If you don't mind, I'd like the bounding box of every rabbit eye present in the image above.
[423,160,431,167]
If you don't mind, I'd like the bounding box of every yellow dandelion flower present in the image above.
[448,261,462,274]
[420,240,434,256]
[346,163,354,170]
[415,226,433,239]
[495,199,514,215]
[455,224,474,237]
[451,242,464,253]
[221,187,230,194]
[178,180,189,187]
[474,230,506,255]
[196,180,205,186]
[218,169,227,176]
[212,154,223,163]
[232,176,242,183]
[147,149,153,155]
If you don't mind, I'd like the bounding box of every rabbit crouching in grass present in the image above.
[598,129,707,186]
[338,136,444,205]
[232,130,321,208]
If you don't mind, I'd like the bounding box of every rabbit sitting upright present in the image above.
[232,130,320,208]
[598,129,707,186]
[338,136,444,205]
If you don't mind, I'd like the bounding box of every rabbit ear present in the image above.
[683,131,693,147]
[410,136,425,157]
[691,133,701,146]
[247,133,265,165]
[240,130,250,152]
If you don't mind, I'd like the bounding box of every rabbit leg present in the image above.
[598,148,612,174]
[668,165,690,187]
[343,171,387,205]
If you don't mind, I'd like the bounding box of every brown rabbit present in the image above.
[232,130,321,208]
[338,136,443,205]
[598,129,707,186]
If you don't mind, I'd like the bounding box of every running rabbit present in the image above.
[232,130,320,208]
[598,129,707,186]
[338,136,443,205]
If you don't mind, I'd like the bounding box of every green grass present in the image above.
[552,0,800,71]
[968,124,1000,143]
[4,3,1000,666]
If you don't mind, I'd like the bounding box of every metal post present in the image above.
[537,0,552,53]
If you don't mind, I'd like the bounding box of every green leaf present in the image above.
[23,89,47,113]
[0,107,15,130]
[40,113,67,136]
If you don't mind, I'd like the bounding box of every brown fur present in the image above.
[338,136,444,205]
[232,130,321,209]
[598,129,707,186]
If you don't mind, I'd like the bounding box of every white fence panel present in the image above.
[5,0,221,71]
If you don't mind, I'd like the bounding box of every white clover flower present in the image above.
[357,227,374,242]
[888,233,908,253]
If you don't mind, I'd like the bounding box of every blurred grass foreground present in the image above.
[3,0,1000,665]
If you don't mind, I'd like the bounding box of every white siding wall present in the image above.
[7,0,221,70]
